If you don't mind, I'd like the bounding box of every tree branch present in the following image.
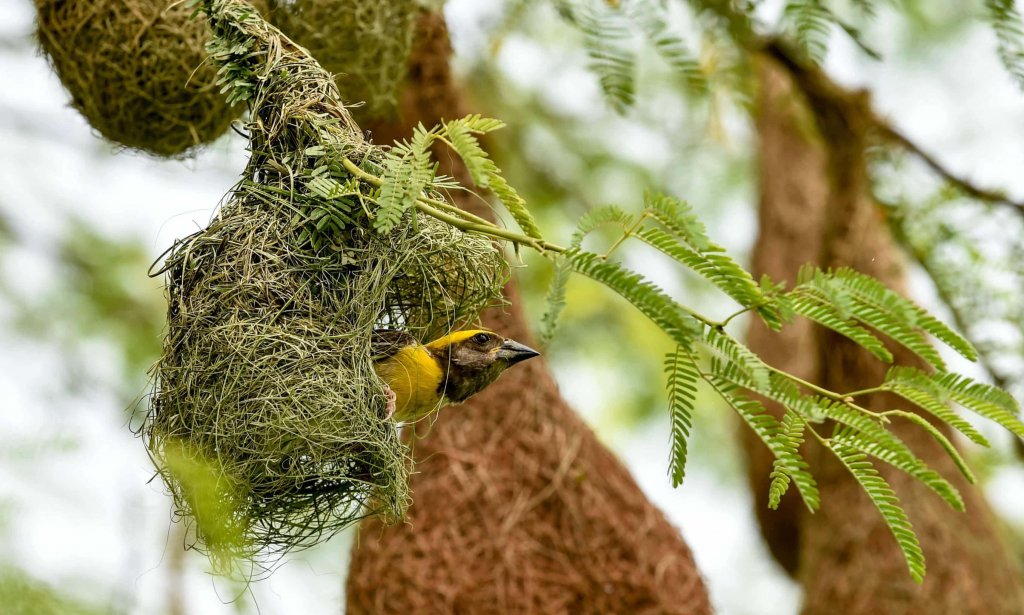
[876,124,1024,213]
[761,36,1024,217]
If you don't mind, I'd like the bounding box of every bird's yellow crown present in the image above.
[425,329,494,349]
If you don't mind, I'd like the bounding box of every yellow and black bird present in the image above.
[372,329,540,423]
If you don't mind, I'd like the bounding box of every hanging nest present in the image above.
[142,0,507,567]
[267,0,418,121]
[34,0,268,157]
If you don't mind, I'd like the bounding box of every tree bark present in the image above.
[747,53,1024,614]
[345,13,711,614]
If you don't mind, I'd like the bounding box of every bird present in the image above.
[372,328,540,423]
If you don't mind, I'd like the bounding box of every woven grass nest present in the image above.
[268,0,418,121]
[34,0,270,157]
[142,0,507,567]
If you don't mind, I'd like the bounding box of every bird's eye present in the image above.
[472,333,491,344]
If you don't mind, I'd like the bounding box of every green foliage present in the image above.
[553,0,708,111]
[564,0,637,111]
[570,204,634,248]
[642,192,790,329]
[443,116,544,239]
[985,0,1024,90]
[832,443,926,583]
[369,123,1017,578]
[881,183,1024,440]
[884,410,976,486]
[528,188,1013,580]
[883,371,991,447]
[643,191,712,252]
[790,291,893,363]
[712,381,820,512]
[884,367,1024,439]
[703,327,770,392]
[478,0,1024,584]
[162,441,246,571]
[538,256,572,346]
[376,125,435,233]
[627,0,708,94]
[768,410,817,511]
[665,347,699,486]
[637,226,764,310]
[793,266,977,369]
[568,250,703,346]
[831,426,964,511]
[783,0,833,62]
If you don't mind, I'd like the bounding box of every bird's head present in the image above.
[425,329,540,403]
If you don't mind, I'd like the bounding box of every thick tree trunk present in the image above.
[345,14,711,614]
[747,54,1024,613]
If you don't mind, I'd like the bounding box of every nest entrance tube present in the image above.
[142,0,507,568]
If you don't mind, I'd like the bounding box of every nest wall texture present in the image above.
[35,0,419,157]
[142,0,506,564]
[268,0,418,122]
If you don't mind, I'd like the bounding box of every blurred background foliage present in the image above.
[1,0,1022,613]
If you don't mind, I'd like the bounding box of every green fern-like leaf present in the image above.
[832,427,964,512]
[626,0,707,94]
[490,173,544,240]
[702,328,771,392]
[643,192,712,252]
[768,410,819,511]
[932,371,1022,429]
[539,256,573,346]
[755,275,795,332]
[783,0,832,63]
[636,226,765,309]
[832,443,926,583]
[443,118,494,189]
[709,362,799,418]
[885,367,1024,440]
[790,294,893,363]
[836,268,975,360]
[570,1,637,112]
[985,0,1024,90]
[571,205,634,248]
[375,125,435,234]
[569,250,703,346]
[794,267,977,370]
[442,116,544,240]
[665,347,699,486]
[639,193,788,328]
[798,397,970,491]
[884,377,991,447]
[711,381,820,512]
[733,373,967,506]
[884,410,976,485]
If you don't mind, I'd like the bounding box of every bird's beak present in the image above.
[496,339,540,365]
